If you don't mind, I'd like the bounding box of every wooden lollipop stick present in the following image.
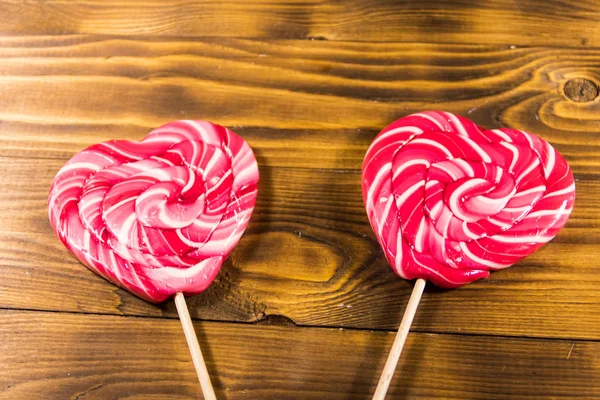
[372,278,426,400]
[174,292,217,400]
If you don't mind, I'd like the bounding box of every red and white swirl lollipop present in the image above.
[49,120,259,399]
[362,111,575,399]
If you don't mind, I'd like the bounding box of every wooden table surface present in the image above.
[1,1,599,399]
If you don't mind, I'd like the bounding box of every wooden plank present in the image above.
[1,157,598,339]
[1,1,600,47]
[1,310,598,399]
[0,37,598,171]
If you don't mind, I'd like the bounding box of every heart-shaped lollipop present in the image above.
[363,111,575,288]
[49,120,259,303]
[49,121,259,398]
[362,111,575,399]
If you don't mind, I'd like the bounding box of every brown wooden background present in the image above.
[1,1,599,399]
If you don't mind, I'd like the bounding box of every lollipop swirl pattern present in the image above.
[49,121,259,302]
[362,111,575,288]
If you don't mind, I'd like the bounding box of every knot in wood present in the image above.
[564,78,598,102]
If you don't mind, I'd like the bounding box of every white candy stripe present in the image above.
[454,158,475,177]
[513,185,546,198]
[82,229,93,266]
[189,138,201,166]
[544,183,575,198]
[414,112,445,130]
[429,202,443,218]
[446,112,469,137]
[184,120,211,139]
[392,159,430,180]
[141,224,155,255]
[410,138,454,157]
[487,218,513,229]
[109,250,123,284]
[233,164,258,188]
[515,157,540,184]
[176,229,207,247]
[394,226,404,272]
[461,135,492,163]
[92,151,119,164]
[544,142,556,179]
[366,162,392,211]
[117,214,137,243]
[143,135,181,144]
[462,221,480,240]
[433,163,458,180]
[378,196,395,238]
[182,170,196,194]
[78,196,103,213]
[448,181,475,221]
[375,126,423,142]
[104,196,137,218]
[521,130,534,148]
[135,187,171,207]
[471,239,520,257]
[500,141,520,174]
[395,180,424,206]
[495,167,503,184]
[204,149,223,177]
[525,208,572,219]
[459,242,509,269]
[207,169,232,196]
[503,205,531,213]
[492,234,554,243]
[414,218,426,252]
[101,142,144,160]
[59,162,102,174]
[151,155,175,166]
[492,129,512,142]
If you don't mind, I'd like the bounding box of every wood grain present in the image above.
[0,36,598,172]
[1,1,600,47]
[0,36,600,174]
[1,310,599,400]
[1,157,598,339]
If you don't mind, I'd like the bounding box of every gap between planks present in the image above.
[2,306,598,344]
[0,33,599,50]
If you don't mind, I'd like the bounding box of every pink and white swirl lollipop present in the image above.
[362,111,575,399]
[49,120,259,398]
